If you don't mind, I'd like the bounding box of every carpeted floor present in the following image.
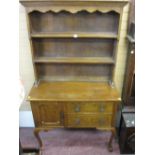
[20,128,120,155]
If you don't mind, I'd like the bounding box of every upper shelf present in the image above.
[31,32,118,39]
[29,11,119,35]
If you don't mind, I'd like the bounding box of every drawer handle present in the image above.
[98,119,104,126]
[60,111,64,124]
[75,105,80,112]
[75,118,80,125]
[100,105,104,112]
[41,121,60,126]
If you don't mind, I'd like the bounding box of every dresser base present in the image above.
[29,82,120,154]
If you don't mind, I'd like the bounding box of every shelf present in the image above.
[39,76,110,82]
[36,63,113,83]
[21,0,129,2]
[31,32,118,39]
[34,57,115,64]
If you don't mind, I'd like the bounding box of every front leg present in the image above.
[34,128,43,155]
[108,128,116,152]
[34,128,54,155]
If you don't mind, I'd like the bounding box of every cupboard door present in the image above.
[31,102,62,127]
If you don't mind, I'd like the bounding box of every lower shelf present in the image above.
[36,63,113,83]
[34,57,115,64]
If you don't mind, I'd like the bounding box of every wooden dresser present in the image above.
[20,0,129,153]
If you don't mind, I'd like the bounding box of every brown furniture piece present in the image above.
[122,27,135,107]
[122,0,135,107]
[119,0,135,153]
[20,127,40,155]
[119,112,135,154]
[20,0,129,154]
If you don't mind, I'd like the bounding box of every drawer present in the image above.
[64,114,112,128]
[65,102,113,114]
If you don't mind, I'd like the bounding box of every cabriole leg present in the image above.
[108,128,116,152]
[34,128,43,155]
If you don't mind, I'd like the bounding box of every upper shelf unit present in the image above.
[29,11,120,36]
[20,0,129,84]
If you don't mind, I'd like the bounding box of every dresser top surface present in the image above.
[28,81,121,101]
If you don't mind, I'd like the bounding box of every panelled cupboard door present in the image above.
[31,102,62,127]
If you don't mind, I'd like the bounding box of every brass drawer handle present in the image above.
[75,118,80,125]
[100,104,104,112]
[74,104,80,112]
[73,34,78,38]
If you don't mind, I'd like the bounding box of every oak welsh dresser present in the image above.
[20,0,129,153]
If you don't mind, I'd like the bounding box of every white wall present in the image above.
[19,111,35,127]
[19,4,35,111]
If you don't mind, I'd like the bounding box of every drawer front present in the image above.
[64,114,112,128]
[65,102,113,114]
